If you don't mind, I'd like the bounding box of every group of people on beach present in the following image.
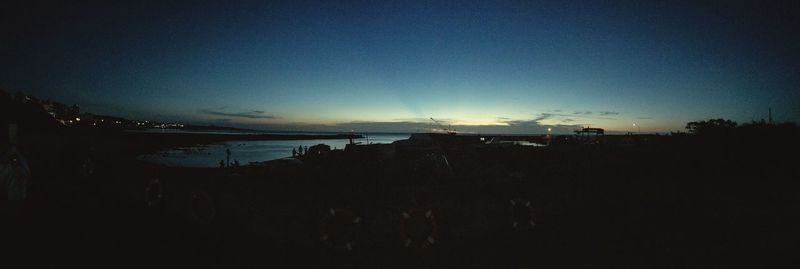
[292,145,308,157]
[219,148,240,168]
[217,144,310,169]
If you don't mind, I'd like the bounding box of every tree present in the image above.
[51,102,67,119]
[67,104,80,120]
[685,118,737,135]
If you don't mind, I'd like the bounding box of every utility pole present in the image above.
[769,107,773,125]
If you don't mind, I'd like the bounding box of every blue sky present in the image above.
[2,0,798,133]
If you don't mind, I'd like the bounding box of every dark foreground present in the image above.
[3,131,800,268]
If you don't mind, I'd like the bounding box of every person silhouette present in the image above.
[292,148,297,157]
[1,124,29,201]
[226,148,231,166]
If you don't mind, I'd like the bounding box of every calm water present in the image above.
[138,133,411,167]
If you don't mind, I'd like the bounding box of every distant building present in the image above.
[574,127,604,135]
[573,127,604,144]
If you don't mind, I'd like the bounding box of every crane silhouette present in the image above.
[430,117,457,135]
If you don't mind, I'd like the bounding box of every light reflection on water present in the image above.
[138,133,411,167]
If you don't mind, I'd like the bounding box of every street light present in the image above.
[632,123,640,133]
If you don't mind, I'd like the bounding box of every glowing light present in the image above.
[547,128,552,132]
[75,117,81,121]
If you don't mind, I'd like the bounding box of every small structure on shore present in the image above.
[574,127,604,144]
[574,127,604,136]
[307,144,331,156]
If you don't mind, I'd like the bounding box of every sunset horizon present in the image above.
[3,1,797,134]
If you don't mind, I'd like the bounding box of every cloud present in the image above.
[499,113,554,127]
[201,110,628,134]
[504,119,541,127]
[333,120,580,134]
[391,117,436,122]
[200,109,277,119]
[223,117,583,135]
[533,113,555,122]
[500,111,617,128]
[483,113,585,134]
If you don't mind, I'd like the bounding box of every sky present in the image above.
[2,0,798,134]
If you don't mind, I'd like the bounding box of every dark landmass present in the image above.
[3,90,800,268]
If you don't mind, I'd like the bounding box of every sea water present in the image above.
[138,133,411,167]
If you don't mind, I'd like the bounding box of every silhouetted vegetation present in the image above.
[4,88,800,267]
[682,117,799,147]
[685,118,737,135]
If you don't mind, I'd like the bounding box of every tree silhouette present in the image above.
[51,102,67,119]
[67,104,80,120]
[685,118,737,135]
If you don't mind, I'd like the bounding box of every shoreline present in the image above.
[122,131,364,141]
[90,130,365,156]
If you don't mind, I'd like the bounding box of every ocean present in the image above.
[138,132,411,167]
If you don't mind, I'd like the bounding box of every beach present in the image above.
[6,129,799,267]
